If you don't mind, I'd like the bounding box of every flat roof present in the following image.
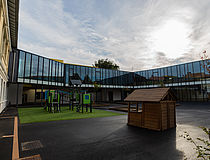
[7,0,19,48]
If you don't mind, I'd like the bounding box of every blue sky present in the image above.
[18,0,210,71]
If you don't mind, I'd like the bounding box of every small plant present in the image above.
[182,127,210,160]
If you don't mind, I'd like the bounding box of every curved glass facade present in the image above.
[11,49,210,101]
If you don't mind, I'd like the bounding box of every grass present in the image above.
[18,106,125,124]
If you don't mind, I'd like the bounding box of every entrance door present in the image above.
[108,91,113,102]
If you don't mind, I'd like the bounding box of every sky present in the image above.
[18,0,210,71]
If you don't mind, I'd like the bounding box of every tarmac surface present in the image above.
[0,106,18,160]
[0,102,210,160]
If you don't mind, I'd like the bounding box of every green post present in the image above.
[82,93,84,113]
[58,92,60,112]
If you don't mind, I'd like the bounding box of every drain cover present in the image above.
[21,140,43,151]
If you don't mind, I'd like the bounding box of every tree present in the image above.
[93,58,119,70]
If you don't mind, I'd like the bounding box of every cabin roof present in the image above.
[124,88,170,102]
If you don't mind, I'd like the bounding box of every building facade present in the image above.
[1,0,209,108]
[7,49,210,106]
[0,0,19,113]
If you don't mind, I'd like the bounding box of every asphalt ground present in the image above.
[18,102,210,160]
[0,103,209,160]
[0,107,17,160]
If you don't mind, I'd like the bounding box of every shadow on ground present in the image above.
[19,116,184,160]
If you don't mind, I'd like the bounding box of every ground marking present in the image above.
[0,116,14,119]
[2,135,14,138]
[12,116,19,160]
[18,154,41,160]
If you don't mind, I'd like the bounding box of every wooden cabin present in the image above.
[124,88,176,131]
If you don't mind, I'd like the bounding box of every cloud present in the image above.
[152,52,195,68]
[18,0,210,71]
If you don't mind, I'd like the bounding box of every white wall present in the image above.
[0,62,8,113]
[7,84,23,105]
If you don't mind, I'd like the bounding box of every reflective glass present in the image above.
[81,66,85,81]
[31,55,38,82]
[171,66,177,83]
[49,60,52,84]
[88,67,92,83]
[38,57,43,83]
[18,51,25,79]
[193,61,201,81]
[24,53,31,82]
[43,58,49,82]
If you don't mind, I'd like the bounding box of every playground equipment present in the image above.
[45,90,61,113]
[70,90,92,113]
[44,89,92,113]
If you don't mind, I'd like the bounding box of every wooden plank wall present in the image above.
[143,103,161,131]
[128,112,142,127]
[127,101,176,131]
[161,101,176,130]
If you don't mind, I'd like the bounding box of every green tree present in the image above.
[93,58,119,70]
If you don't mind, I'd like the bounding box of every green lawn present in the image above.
[18,107,125,124]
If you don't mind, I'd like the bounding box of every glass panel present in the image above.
[151,69,158,85]
[77,66,81,80]
[81,66,85,82]
[65,65,69,86]
[187,63,193,81]
[106,69,109,85]
[167,67,172,84]
[55,61,58,84]
[83,67,90,84]
[164,67,169,84]
[31,55,38,83]
[58,63,62,84]
[43,58,49,84]
[113,70,117,85]
[96,68,101,83]
[193,61,201,81]
[38,57,43,83]
[171,66,177,83]
[24,53,31,83]
[142,71,146,85]
[147,70,152,85]
[18,51,25,82]
[180,64,185,82]
[52,61,56,84]
[88,67,92,84]
[49,60,52,85]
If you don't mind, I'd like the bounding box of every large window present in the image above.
[31,55,38,83]
[81,66,85,82]
[95,68,101,83]
[43,58,49,84]
[171,66,177,83]
[24,53,31,83]
[49,60,52,84]
[179,64,185,82]
[88,67,92,83]
[18,51,25,82]
[193,61,201,82]
[38,57,43,84]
